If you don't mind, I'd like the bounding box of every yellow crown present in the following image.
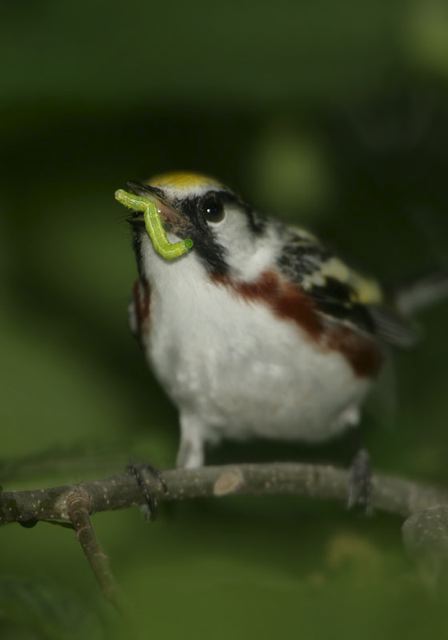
[146,171,222,190]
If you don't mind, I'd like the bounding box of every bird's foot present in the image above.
[126,461,167,521]
[347,448,373,515]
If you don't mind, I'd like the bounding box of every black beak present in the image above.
[124,181,164,227]
[126,180,165,200]
[121,180,188,237]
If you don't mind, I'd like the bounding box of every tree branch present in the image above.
[3,462,448,604]
[2,462,448,526]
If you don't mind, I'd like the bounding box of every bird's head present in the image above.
[120,172,267,280]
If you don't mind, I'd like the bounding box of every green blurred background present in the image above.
[1,0,448,638]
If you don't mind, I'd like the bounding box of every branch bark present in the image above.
[66,489,121,609]
[1,462,448,525]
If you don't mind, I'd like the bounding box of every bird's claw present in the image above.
[347,448,373,515]
[126,461,167,521]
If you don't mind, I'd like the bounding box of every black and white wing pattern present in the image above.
[277,227,417,348]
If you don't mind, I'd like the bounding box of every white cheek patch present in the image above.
[213,209,252,273]
[214,210,280,281]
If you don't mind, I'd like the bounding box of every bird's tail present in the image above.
[394,271,448,316]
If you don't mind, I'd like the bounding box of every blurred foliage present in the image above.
[1,0,448,638]
[0,577,110,640]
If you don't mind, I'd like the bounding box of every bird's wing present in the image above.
[277,228,417,348]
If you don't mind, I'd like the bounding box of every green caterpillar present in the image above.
[115,188,193,260]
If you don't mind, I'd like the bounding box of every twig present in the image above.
[66,489,121,609]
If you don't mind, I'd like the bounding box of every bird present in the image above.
[117,171,447,486]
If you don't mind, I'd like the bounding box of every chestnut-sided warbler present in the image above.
[117,172,446,472]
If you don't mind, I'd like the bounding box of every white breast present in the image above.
[140,236,371,447]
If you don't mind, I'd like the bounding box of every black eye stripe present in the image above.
[174,189,266,275]
[176,195,228,275]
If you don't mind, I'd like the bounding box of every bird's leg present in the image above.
[334,408,373,513]
[176,414,205,469]
[126,461,167,520]
[347,442,373,514]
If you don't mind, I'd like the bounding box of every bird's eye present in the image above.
[200,194,226,224]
